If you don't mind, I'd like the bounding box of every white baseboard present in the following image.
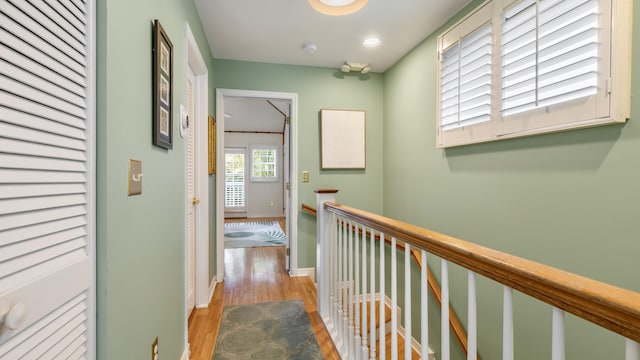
[208,278,217,304]
[288,267,315,282]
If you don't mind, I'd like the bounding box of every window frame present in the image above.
[436,0,631,148]
[250,144,280,183]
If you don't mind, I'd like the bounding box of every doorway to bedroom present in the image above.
[216,89,299,281]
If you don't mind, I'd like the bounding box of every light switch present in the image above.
[302,171,310,183]
[128,159,142,196]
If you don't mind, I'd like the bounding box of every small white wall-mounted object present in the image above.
[179,104,189,138]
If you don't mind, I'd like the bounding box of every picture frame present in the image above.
[320,109,366,169]
[153,19,173,150]
[208,115,216,175]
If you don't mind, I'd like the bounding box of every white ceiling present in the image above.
[195,0,473,73]
[224,98,290,133]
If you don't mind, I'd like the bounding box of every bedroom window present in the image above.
[436,0,631,148]
[225,149,246,209]
[250,145,279,182]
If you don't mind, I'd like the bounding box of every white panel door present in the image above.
[0,0,96,358]
[186,67,196,315]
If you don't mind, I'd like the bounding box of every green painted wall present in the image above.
[212,60,384,268]
[383,1,639,359]
[96,0,214,358]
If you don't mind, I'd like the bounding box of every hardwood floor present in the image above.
[187,246,340,360]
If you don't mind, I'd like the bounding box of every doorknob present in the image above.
[1,302,27,330]
[192,198,200,205]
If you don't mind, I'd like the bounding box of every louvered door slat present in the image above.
[42,0,86,36]
[0,154,85,172]
[0,139,86,161]
[0,43,85,96]
[0,74,86,118]
[54,332,87,360]
[1,216,86,246]
[26,311,86,358]
[0,12,85,76]
[56,0,86,26]
[10,0,86,53]
[0,169,86,184]
[0,58,86,109]
[44,322,87,360]
[0,227,86,260]
[1,122,86,150]
[0,184,86,200]
[1,194,86,215]
[0,106,86,139]
[26,0,86,46]
[4,0,86,59]
[0,28,85,87]
[0,92,86,130]
[0,238,87,279]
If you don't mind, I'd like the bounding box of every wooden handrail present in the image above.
[322,201,640,343]
[302,202,475,357]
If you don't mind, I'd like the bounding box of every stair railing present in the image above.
[314,189,640,360]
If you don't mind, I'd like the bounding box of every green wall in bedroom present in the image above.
[382,0,640,359]
[96,0,214,358]
[212,59,384,269]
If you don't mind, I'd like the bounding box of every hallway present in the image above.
[187,246,340,359]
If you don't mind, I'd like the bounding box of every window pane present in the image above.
[225,153,244,208]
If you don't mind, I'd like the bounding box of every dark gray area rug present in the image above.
[212,300,324,360]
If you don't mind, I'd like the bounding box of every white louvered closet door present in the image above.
[0,0,95,358]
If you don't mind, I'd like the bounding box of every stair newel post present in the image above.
[316,189,338,321]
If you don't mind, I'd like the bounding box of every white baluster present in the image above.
[329,213,337,334]
[503,286,514,360]
[336,218,343,346]
[343,218,349,354]
[391,237,398,360]
[405,243,412,360]
[362,226,369,358]
[380,233,387,360]
[552,307,565,360]
[627,339,640,360]
[468,271,477,360]
[355,223,362,360]
[441,259,450,360]
[349,220,355,358]
[421,250,428,360]
[370,229,377,360]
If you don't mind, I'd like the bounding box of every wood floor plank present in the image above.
[188,245,340,360]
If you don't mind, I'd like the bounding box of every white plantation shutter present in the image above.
[501,0,600,116]
[437,1,494,147]
[440,23,493,131]
[224,150,245,209]
[437,0,628,148]
[0,0,95,358]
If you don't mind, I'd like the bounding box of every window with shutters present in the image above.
[250,145,278,182]
[436,0,631,148]
[224,150,245,209]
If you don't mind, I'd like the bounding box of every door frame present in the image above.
[184,24,209,309]
[216,89,299,281]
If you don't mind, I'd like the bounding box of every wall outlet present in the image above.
[151,336,158,360]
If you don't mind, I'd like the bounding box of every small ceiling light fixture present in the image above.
[363,37,381,47]
[303,42,318,54]
[341,61,370,74]
[308,0,368,16]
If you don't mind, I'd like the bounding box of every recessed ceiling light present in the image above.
[363,37,381,47]
[308,0,368,16]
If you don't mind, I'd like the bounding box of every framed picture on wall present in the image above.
[153,19,173,150]
[209,115,216,175]
[320,109,366,169]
